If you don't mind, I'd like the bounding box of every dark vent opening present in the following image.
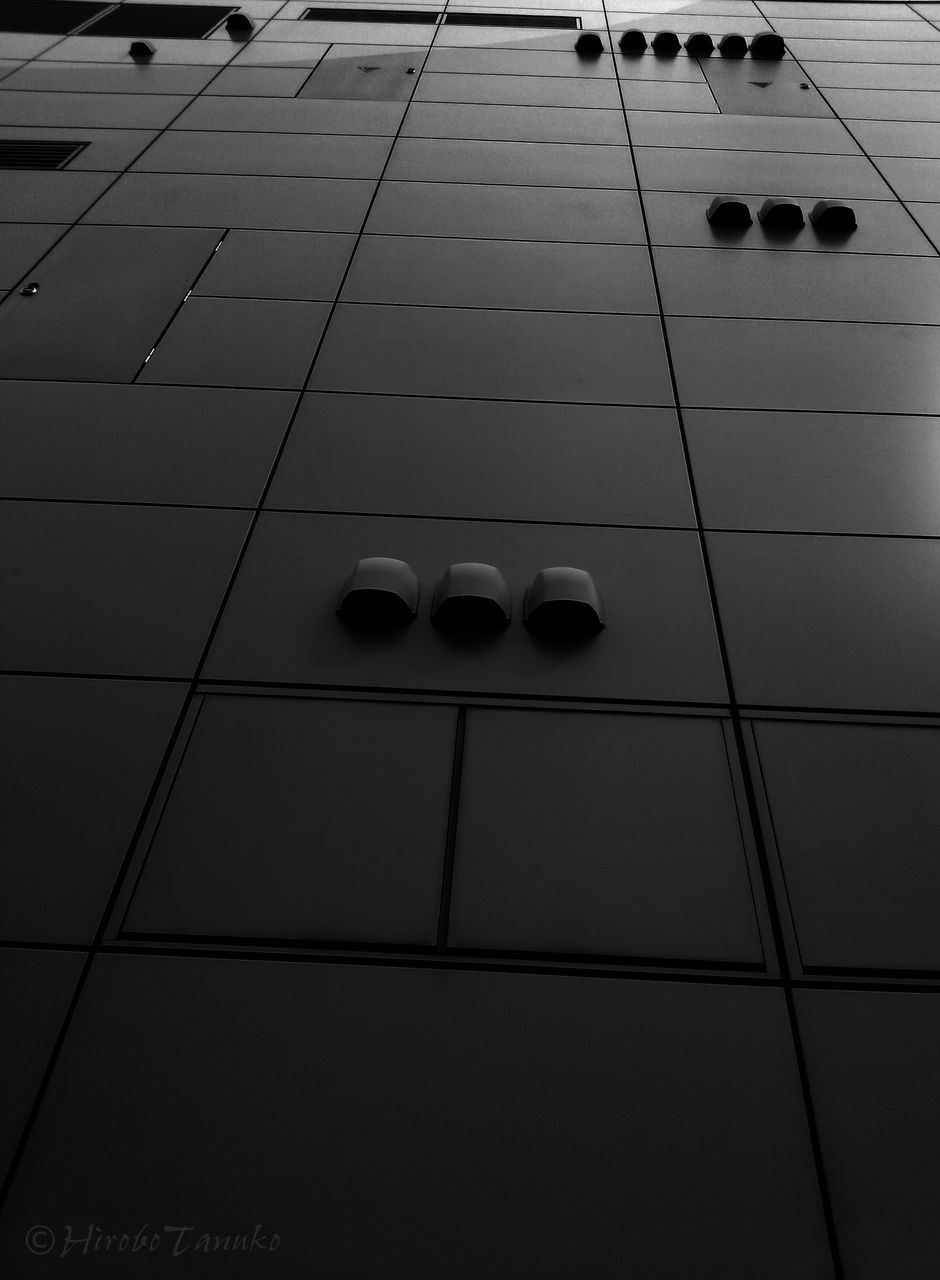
[0,1,109,34]
[444,13,581,29]
[0,140,89,170]
[84,3,235,38]
[302,6,440,21]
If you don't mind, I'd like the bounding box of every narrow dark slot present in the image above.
[302,6,440,22]
[444,12,581,29]
[83,3,235,39]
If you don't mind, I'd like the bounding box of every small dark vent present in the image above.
[302,6,439,21]
[84,4,235,39]
[444,12,581,29]
[0,1,109,34]
[0,140,88,170]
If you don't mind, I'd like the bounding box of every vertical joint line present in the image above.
[436,705,467,951]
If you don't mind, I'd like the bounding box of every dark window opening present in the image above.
[0,140,89,170]
[444,12,581,28]
[302,6,439,22]
[0,1,109,34]
[83,3,235,38]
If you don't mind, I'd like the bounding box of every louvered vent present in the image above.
[0,140,88,170]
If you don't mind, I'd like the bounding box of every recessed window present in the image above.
[0,140,88,170]
[83,3,235,38]
[444,12,581,29]
[302,6,440,22]
[0,1,109,34]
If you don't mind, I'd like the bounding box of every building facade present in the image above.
[2,0,940,1275]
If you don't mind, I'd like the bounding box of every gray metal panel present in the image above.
[0,61,218,94]
[340,236,657,312]
[365,179,646,242]
[194,230,357,301]
[133,130,392,179]
[0,948,83,1178]
[686,409,940,536]
[267,394,695,527]
[204,512,727,703]
[173,92,407,133]
[403,100,630,144]
[0,501,250,678]
[797,989,940,1280]
[667,317,940,414]
[627,109,860,153]
[655,247,940,324]
[702,56,834,117]
[1,676,185,943]
[451,708,762,962]
[415,70,622,107]
[0,225,222,382]
[385,137,638,187]
[309,305,672,403]
[0,89,192,127]
[707,531,940,712]
[125,695,456,945]
[0,954,834,1279]
[634,147,891,198]
[0,171,112,222]
[0,222,66,289]
[86,173,376,231]
[756,719,940,971]
[300,47,423,99]
[0,382,294,506]
[139,297,331,389]
[425,46,616,76]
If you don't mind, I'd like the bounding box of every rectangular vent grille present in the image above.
[302,7,440,22]
[0,140,89,170]
[0,1,109,34]
[84,3,235,39]
[443,12,580,28]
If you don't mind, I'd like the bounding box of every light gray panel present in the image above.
[300,46,423,100]
[205,513,727,703]
[309,305,672,404]
[0,172,112,222]
[786,37,940,63]
[655,247,940,323]
[85,173,376,231]
[667,317,940,414]
[452,708,761,962]
[686,410,940,536]
[403,101,629,144]
[627,110,860,153]
[707,531,940,711]
[39,35,239,65]
[385,137,637,187]
[194,231,357,301]
[756,720,940,971]
[768,18,937,38]
[267,394,695,527]
[173,92,407,134]
[875,155,940,200]
[827,87,940,121]
[797,990,940,1280]
[634,147,892,198]
[0,955,833,1279]
[140,297,331,390]
[608,11,765,33]
[0,382,294,506]
[643,190,936,255]
[0,676,185,944]
[202,66,312,96]
[805,59,940,89]
[702,57,833,118]
[425,47,615,76]
[0,501,250,678]
[616,80,719,112]
[0,222,66,289]
[415,70,622,107]
[0,949,83,1181]
[229,38,331,67]
[341,237,657,312]
[848,118,940,157]
[133,130,392,179]
[125,696,456,945]
[364,180,645,242]
[908,199,940,242]
[1,61,217,94]
[0,89,191,127]
[0,225,222,382]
